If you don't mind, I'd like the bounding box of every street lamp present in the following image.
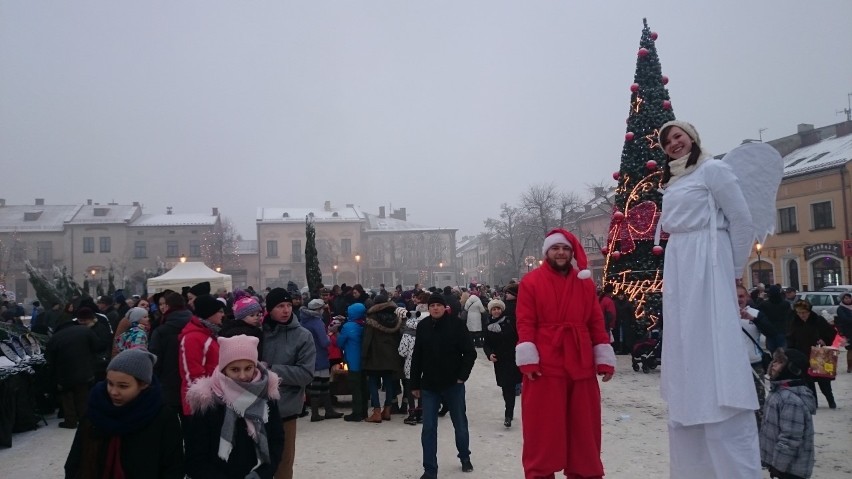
[527,262,533,273]
[538,260,543,267]
[755,242,763,287]
[215,266,221,273]
[355,254,361,284]
[333,264,338,285]
[180,254,187,263]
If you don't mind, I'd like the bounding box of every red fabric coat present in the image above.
[599,295,616,332]
[178,317,219,416]
[516,261,611,479]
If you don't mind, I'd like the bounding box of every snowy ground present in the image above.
[1,354,850,478]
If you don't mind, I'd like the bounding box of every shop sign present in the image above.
[843,240,852,258]
[803,243,841,261]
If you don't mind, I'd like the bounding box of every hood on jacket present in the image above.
[769,381,817,415]
[179,316,216,341]
[185,367,281,414]
[299,308,324,323]
[366,302,402,332]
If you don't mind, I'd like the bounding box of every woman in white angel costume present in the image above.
[658,120,778,479]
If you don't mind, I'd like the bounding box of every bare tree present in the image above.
[484,203,535,279]
[521,183,560,236]
[556,191,583,231]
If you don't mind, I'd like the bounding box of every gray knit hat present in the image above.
[126,307,149,326]
[108,349,157,384]
[307,299,325,311]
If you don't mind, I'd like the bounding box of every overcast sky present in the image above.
[2,1,851,241]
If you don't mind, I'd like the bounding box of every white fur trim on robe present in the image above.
[593,343,616,368]
[516,342,539,366]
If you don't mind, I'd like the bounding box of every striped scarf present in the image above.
[210,365,272,465]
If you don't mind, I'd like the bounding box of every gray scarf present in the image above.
[213,366,273,465]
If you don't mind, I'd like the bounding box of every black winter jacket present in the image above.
[410,313,476,392]
[148,308,193,410]
[65,404,184,479]
[483,315,522,388]
[184,400,283,479]
[46,321,99,388]
[362,302,403,375]
[219,319,264,358]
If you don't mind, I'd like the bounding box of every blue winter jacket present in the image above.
[337,303,366,372]
[300,308,330,371]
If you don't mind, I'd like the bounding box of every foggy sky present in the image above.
[2,1,851,241]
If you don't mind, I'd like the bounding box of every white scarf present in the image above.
[667,154,710,186]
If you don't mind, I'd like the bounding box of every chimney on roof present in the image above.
[324,201,332,212]
[132,201,140,207]
[836,120,852,138]
[0,199,5,207]
[379,206,386,218]
[345,203,354,208]
[87,199,93,205]
[212,207,219,216]
[166,206,173,215]
[390,208,407,221]
[797,123,820,148]
[35,198,44,206]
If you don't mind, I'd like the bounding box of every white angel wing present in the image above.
[721,142,784,244]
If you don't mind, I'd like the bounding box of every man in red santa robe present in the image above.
[516,228,616,479]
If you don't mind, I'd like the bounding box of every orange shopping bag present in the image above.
[808,345,840,379]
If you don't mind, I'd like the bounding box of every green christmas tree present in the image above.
[603,18,675,331]
[305,217,323,296]
[25,261,87,307]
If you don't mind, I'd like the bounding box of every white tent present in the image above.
[146,262,233,294]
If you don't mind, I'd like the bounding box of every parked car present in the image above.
[794,292,841,321]
[820,285,852,293]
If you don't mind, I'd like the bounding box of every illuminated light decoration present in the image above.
[631,96,644,113]
[607,201,658,255]
[609,269,664,320]
[645,129,661,150]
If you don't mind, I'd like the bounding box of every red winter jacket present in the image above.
[516,262,610,380]
[178,316,219,415]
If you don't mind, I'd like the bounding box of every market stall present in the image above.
[146,262,233,294]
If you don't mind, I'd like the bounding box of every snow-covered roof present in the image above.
[69,205,141,224]
[257,206,364,223]
[782,134,852,178]
[456,237,480,255]
[0,205,81,232]
[362,213,451,233]
[236,240,258,255]
[130,214,218,227]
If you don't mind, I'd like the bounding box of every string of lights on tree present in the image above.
[602,18,675,331]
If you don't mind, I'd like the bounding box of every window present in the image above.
[11,241,26,263]
[189,240,201,258]
[291,240,302,263]
[36,241,53,268]
[166,240,179,258]
[267,240,278,258]
[83,237,95,253]
[99,237,111,253]
[341,238,352,255]
[134,241,147,258]
[811,201,833,230]
[778,207,797,233]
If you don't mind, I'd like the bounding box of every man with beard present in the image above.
[515,228,615,479]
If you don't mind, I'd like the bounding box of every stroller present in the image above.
[631,329,662,373]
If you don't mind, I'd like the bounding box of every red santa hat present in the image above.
[541,228,592,280]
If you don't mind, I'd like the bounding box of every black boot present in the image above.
[322,392,344,419]
[310,397,324,422]
[504,416,512,428]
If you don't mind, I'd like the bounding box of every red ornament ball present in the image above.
[652,245,664,256]
[650,32,658,41]
[600,247,609,255]
[630,83,639,92]
[645,159,657,170]
[662,100,672,110]
[612,211,625,222]
[625,132,635,142]
[611,251,622,261]
[661,75,669,85]
[638,48,649,58]
[612,171,620,181]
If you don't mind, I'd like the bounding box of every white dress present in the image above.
[660,159,758,426]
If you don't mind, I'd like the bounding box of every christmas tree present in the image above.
[305,216,323,296]
[25,261,88,307]
[602,18,674,331]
